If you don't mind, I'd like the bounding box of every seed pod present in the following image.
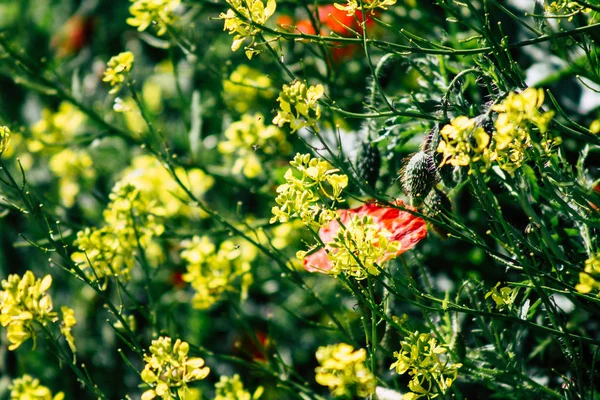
[357,141,381,190]
[423,188,452,238]
[401,151,437,206]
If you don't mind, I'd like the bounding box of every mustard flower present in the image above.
[141,336,210,400]
[0,272,58,350]
[334,0,397,17]
[49,148,96,208]
[220,0,276,59]
[491,88,557,174]
[273,81,324,133]
[270,153,348,230]
[103,51,134,94]
[390,331,462,400]
[315,343,376,398]
[0,125,11,154]
[71,182,165,281]
[127,0,181,36]
[29,102,86,153]
[119,155,214,218]
[485,282,518,311]
[545,0,590,17]
[60,306,77,353]
[9,375,64,400]
[218,113,290,178]
[181,236,256,309]
[215,374,264,400]
[223,65,275,114]
[575,253,600,295]
[436,116,491,172]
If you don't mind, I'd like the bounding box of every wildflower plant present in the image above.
[0,0,600,399]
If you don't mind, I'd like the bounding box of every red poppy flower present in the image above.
[304,201,427,273]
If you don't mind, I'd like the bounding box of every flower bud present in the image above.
[401,151,437,206]
[356,141,381,190]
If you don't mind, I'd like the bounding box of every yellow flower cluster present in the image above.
[29,102,86,153]
[315,343,375,398]
[270,153,348,229]
[72,182,165,282]
[485,282,518,311]
[0,272,76,352]
[575,253,600,295]
[545,0,590,16]
[437,116,491,171]
[390,331,462,400]
[218,114,290,178]
[9,375,64,400]
[49,148,96,208]
[103,51,134,94]
[127,0,181,36]
[119,155,214,218]
[141,336,210,400]
[181,236,256,309]
[327,215,400,279]
[220,0,276,59]
[334,0,397,16]
[0,125,11,154]
[214,374,263,400]
[437,88,558,174]
[223,65,275,114]
[491,88,557,174]
[60,306,77,353]
[273,81,324,133]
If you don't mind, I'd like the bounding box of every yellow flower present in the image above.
[49,148,96,208]
[127,0,181,36]
[60,306,77,353]
[141,337,210,400]
[437,116,491,172]
[119,155,214,218]
[223,65,275,114]
[220,0,276,59]
[103,52,134,94]
[9,375,64,400]
[181,236,256,309]
[29,102,87,153]
[273,81,324,133]
[390,331,461,399]
[334,0,396,16]
[575,253,600,295]
[270,153,347,229]
[0,272,58,350]
[215,374,263,400]
[218,114,290,178]
[0,125,11,154]
[485,282,518,311]
[315,343,375,398]
[71,182,165,281]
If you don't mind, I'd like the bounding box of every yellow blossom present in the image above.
[127,0,181,36]
[485,282,518,311]
[390,331,462,400]
[71,182,165,281]
[29,102,86,153]
[273,81,324,133]
[49,148,96,208]
[60,306,77,353]
[223,65,275,114]
[141,336,210,400]
[181,236,256,309]
[436,116,491,172]
[270,153,347,229]
[9,375,64,400]
[334,0,396,16]
[119,155,214,218]
[0,125,11,154]
[103,52,134,94]
[315,343,375,398]
[0,272,58,350]
[215,374,263,400]
[575,253,600,295]
[220,0,276,59]
[218,114,290,178]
